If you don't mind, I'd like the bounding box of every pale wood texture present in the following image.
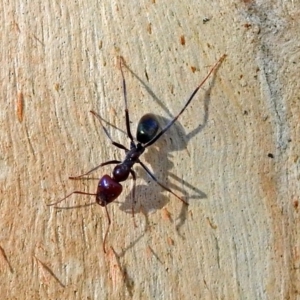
[1,1,299,299]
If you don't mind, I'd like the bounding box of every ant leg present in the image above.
[119,57,134,142]
[103,204,111,253]
[138,160,188,205]
[47,191,97,206]
[129,169,137,227]
[90,111,129,151]
[145,54,226,148]
[69,160,121,179]
[48,190,111,253]
[91,112,127,136]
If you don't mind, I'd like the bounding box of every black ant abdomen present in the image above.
[136,113,160,144]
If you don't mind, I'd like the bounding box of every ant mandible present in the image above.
[48,55,226,253]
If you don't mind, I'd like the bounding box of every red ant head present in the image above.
[96,175,123,206]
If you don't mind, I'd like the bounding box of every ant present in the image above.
[48,55,226,253]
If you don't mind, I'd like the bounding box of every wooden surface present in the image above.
[1,1,299,299]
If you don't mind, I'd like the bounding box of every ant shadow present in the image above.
[119,114,209,214]
[112,61,219,230]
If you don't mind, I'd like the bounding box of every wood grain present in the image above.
[1,1,299,299]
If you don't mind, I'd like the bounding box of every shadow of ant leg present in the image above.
[138,160,188,205]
